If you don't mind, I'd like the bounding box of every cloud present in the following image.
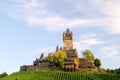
[73,33,104,50]
[1,0,120,34]
[100,46,119,57]
[69,0,120,34]
[24,0,120,34]
[92,0,120,34]
[0,0,103,32]
[28,16,101,31]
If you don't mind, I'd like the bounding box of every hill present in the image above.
[0,71,120,80]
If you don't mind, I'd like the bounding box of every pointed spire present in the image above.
[66,28,70,32]
[56,45,59,52]
[71,32,73,35]
[63,32,65,37]
[40,53,44,60]
[66,28,70,36]
[60,46,63,50]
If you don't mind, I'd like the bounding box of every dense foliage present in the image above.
[54,50,66,68]
[82,50,94,62]
[0,71,120,80]
[94,58,101,68]
[48,52,54,62]
[116,68,120,74]
[115,68,120,74]
[0,72,8,78]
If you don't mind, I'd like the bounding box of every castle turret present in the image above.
[56,45,59,52]
[63,28,73,51]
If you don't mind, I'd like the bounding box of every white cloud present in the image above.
[24,0,120,33]
[69,0,120,34]
[92,0,120,34]
[80,33,97,39]
[16,0,101,32]
[100,46,119,57]
[0,0,103,32]
[27,16,101,31]
[73,33,104,50]
[1,0,120,34]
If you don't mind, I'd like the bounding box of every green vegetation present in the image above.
[44,50,66,68]
[94,58,101,68]
[0,72,8,78]
[48,52,54,62]
[82,50,94,62]
[0,71,120,80]
[116,68,120,74]
[54,50,66,68]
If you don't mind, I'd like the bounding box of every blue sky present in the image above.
[0,0,120,74]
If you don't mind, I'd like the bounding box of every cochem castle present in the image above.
[20,28,96,72]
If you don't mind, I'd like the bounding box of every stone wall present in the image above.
[20,62,51,71]
[79,68,98,72]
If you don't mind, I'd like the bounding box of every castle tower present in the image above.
[63,28,73,51]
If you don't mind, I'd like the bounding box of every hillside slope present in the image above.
[0,71,120,80]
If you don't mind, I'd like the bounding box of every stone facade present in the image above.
[20,57,51,71]
[79,58,89,68]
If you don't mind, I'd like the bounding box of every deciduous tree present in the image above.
[54,50,66,68]
[48,52,54,62]
[94,58,101,68]
[82,50,94,62]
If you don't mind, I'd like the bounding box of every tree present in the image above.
[115,67,120,74]
[48,52,54,62]
[0,72,8,78]
[106,68,110,73]
[94,58,101,68]
[110,69,116,74]
[82,50,94,62]
[106,68,116,74]
[40,53,44,60]
[54,50,66,68]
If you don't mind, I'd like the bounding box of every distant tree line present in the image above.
[100,67,120,74]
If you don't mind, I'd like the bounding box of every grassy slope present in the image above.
[0,71,120,80]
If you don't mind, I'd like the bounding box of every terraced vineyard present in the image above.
[0,71,120,80]
[54,72,120,80]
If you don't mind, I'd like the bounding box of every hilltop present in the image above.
[20,29,102,72]
[0,71,120,80]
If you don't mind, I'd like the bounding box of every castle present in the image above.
[20,28,93,72]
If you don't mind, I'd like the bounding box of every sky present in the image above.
[0,0,120,74]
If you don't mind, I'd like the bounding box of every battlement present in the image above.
[63,28,73,40]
